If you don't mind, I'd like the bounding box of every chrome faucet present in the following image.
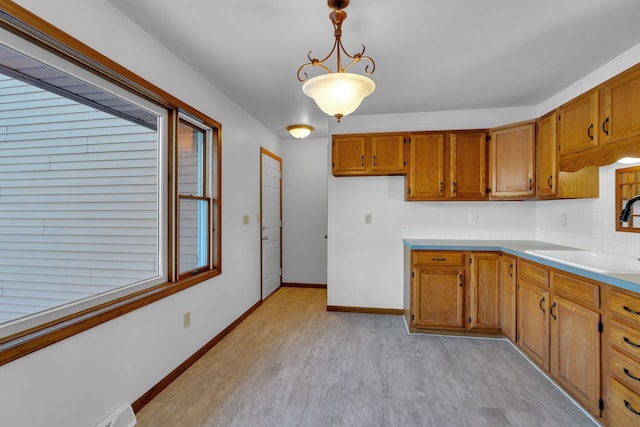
[620,195,640,222]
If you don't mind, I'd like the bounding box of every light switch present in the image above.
[365,213,372,224]
[242,214,250,225]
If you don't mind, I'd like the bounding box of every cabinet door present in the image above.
[517,280,550,370]
[468,253,500,331]
[600,65,640,144]
[332,135,367,175]
[489,122,536,199]
[558,90,599,155]
[500,255,517,342]
[406,133,446,200]
[537,111,558,199]
[412,267,464,329]
[550,295,601,416]
[370,134,406,174]
[449,131,487,200]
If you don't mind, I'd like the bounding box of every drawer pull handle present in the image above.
[624,337,640,349]
[432,258,447,261]
[624,400,640,416]
[550,302,557,320]
[624,305,640,316]
[624,368,640,382]
[508,264,513,278]
[539,296,546,314]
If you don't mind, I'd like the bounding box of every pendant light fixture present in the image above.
[287,124,314,139]
[297,0,375,122]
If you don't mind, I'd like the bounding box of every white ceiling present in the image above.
[107,0,640,139]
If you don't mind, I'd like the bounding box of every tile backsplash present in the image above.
[536,162,640,257]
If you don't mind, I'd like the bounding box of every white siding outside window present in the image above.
[0,74,160,324]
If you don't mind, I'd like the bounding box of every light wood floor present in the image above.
[135,287,597,427]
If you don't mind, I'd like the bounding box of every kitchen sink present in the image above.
[524,249,640,274]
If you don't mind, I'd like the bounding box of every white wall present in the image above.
[0,1,281,426]
[281,137,328,285]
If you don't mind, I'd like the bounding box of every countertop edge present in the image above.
[403,239,640,294]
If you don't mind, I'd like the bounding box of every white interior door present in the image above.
[261,149,282,299]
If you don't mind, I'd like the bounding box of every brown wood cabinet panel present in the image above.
[517,280,550,370]
[558,90,599,155]
[551,271,600,309]
[537,111,558,199]
[332,135,367,175]
[412,267,465,329]
[489,122,536,199]
[610,349,640,396]
[449,131,487,200]
[610,321,640,361]
[406,133,445,200]
[518,260,549,288]
[332,133,406,176]
[500,255,517,342]
[600,65,640,144]
[610,378,640,427]
[412,250,465,266]
[468,253,500,331]
[610,288,640,328]
[550,294,601,416]
[370,134,406,173]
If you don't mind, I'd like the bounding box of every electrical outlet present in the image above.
[469,213,478,225]
[365,213,372,224]
[561,214,567,227]
[242,214,249,225]
[184,312,191,328]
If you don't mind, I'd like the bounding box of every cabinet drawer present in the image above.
[551,272,599,309]
[611,349,640,396]
[518,260,549,288]
[610,289,640,328]
[412,251,465,266]
[610,378,640,427]
[610,321,640,360]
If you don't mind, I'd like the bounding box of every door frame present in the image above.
[260,147,282,300]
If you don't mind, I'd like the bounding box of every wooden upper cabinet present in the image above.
[537,111,558,199]
[332,134,367,175]
[370,134,407,173]
[332,133,406,176]
[406,133,446,200]
[489,121,536,200]
[600,64,640,144]
[449,131,488,200]
[558,90,599,155]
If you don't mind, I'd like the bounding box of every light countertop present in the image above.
[403,239,640,294]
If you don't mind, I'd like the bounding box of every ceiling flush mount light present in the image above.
[287,124,314,139]
[297,0,375,122]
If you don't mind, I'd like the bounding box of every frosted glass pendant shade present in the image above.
[302,73,375,121]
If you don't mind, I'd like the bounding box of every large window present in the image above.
[0,9,221,363]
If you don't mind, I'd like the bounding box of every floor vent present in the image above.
[95,403,136,427]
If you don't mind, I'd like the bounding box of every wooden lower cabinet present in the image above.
[550,294,601,416]
[609,378,640,426]
[606,287,640,426]
[517,279,550,370]
[413,267,464,329]
[499,254,517,342]
[468,252,501,331]
[409,250,499,332]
